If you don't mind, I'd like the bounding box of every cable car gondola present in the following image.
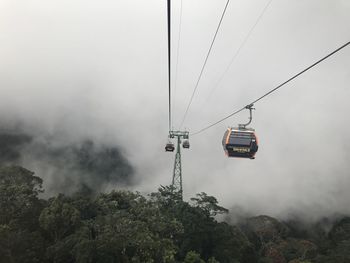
[222,104,258,159]
[222,127,258,159]
[165,141,175,152]
[182,140,190,149]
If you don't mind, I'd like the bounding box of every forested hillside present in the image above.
[0,132,134,195]
[1,166,350,263]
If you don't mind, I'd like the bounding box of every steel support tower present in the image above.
[169,130,189,200]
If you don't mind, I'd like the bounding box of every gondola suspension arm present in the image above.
[239,104,255,129]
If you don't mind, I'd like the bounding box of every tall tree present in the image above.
[0,166,46,263]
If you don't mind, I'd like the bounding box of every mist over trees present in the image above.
[1,165,350,263]
[0,132,134,195]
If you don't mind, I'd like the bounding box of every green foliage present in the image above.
[211,222,256,263]
[329,217,350,244]
[2,165,350,263]
[0,225,46,263]
[0,166,46,263]
[88,190,182,263]
[314,240,350,263]
[39,194,81,242]
[0,166,44,229]
[190,192,228,216]
[150,186,252,263]
[184,251,205,263]
[207,257,220,263]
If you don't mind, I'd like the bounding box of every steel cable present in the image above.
[179,0,231,128]
[191,41,350,136]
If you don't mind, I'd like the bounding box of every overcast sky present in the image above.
[0,0,349,220]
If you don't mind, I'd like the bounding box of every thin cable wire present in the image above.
[191,40,350,136]
[206,0,273,101]
[179,0,230,128]
[167,0,172,132]
[172,0,183,128]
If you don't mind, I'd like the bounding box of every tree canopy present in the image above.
[1,165,350,263]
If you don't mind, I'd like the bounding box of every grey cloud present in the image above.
[0,0,349,220]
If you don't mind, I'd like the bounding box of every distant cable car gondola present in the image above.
[165,141,175,152]
[165,136,175,152]
[222,104,258,159]
[182,140,190,149]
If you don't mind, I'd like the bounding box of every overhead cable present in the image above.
[172,0,183,128]
[206,0,273,101]
[179,0,231,128]
[167,0,172,131]
[191,41,350,136]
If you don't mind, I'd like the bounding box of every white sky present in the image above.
[0,0,349,220]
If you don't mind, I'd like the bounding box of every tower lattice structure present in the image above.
[169,130,189,200]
